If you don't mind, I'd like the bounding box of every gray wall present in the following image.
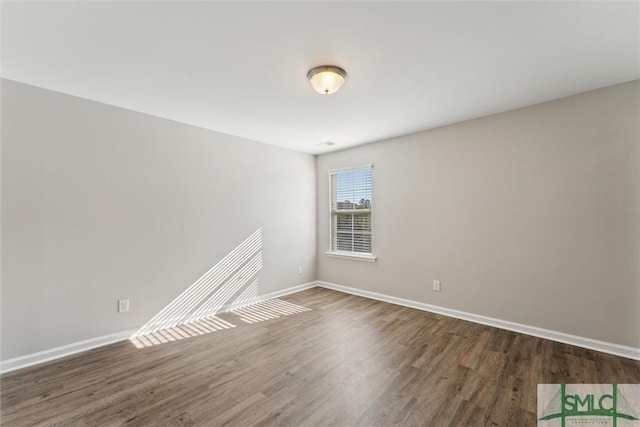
[3,78,638,360]
[1,79,316,360]
[317,81,640,348]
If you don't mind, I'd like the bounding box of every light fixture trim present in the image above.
[307,65,347,95]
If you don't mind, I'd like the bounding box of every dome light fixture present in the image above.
[307,65,347,95]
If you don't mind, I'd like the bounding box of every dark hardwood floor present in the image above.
[2,287,639,426]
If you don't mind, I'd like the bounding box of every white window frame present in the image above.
[326,164,377,262]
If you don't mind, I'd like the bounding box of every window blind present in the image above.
[329,166,372,254]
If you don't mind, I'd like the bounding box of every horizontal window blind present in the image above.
[330,166,372,254]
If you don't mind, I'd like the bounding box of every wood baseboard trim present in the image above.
[0,281,318,374]
[316,281,640,361]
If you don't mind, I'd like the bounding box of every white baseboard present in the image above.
[3,279,636,374]
[317,281,640,361]
[0,281,317,374]
[0,329,139,374]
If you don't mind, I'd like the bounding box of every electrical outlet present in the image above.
[298,266,303,275]
[433,281,441,292]
[118,299,129,313]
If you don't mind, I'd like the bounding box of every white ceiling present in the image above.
[2,1,639,154]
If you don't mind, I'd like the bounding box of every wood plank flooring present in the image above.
[2,287,639,426]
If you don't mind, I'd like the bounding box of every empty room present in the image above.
[1,1,639,426]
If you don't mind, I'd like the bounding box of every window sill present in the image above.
[325,251,377,263]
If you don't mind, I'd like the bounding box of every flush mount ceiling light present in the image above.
[307,65,347,95]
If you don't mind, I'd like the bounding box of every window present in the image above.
[328,165,375,262]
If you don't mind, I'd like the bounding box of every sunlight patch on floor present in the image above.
[130,315,236,349]
[231,298,311,324]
